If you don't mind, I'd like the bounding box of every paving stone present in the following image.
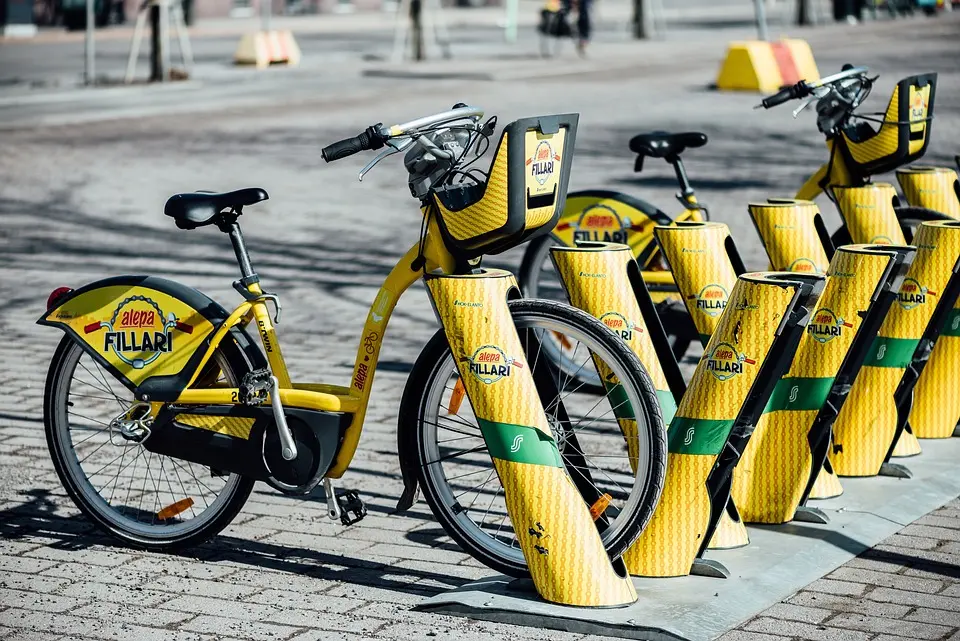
[787,592,911,619]
[217,568,338,593]
[0,571,71,595]
[877,534,941,551]
[744,617,871,641]
[0,541,41,556]
[245,588,365,614]
[4,631,62,641]
[144,575,261,601]
[867,586,960,611]
[41,563,154,587]
[0,588,84,614]
[54,581,175,607]
[68,601,193,627]
[756,603,830,624]
[0,557,58,576]
[905,607,960,628]
[803,579,868,597]
[24,547,132,568]
[179,615,303,641]
[828,567,943,594]
[120,557,240,581]
[717,632,793,641]
[0,608,206,641]
[901,524,960,543]
[824,612,951,640]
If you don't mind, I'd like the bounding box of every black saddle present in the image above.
[629,131,708,160]
[164,188,268,230]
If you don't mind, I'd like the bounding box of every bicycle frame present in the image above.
[173,214,456,478]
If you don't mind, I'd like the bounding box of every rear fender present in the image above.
[38,275,259,402]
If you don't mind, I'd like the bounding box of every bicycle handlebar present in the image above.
[322,106,485,163]
[321,125,387,162]
[761,82,809,109]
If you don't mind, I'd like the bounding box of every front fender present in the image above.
[39,275,245,402]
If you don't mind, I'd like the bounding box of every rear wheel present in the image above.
[402,299,667,578]
[44,334,255,551]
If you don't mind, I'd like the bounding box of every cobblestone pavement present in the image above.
[1,14,960,641]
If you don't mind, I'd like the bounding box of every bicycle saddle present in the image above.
[164,188,268,230]
[629,131,708,159]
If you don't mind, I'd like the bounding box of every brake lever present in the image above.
[792,97,817,118]
[358,138,414,182]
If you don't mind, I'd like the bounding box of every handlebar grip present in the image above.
[761,85,799,109]
[321,125,387,163]
[322,136,366,162]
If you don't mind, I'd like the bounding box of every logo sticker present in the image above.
[689,284,728,318]
[509,435,524,453]
[788,257,820,273]
[83,296,192,369]
[911,90,927,121]
[599,311,638,341]
[527,140,560,186]
[807,308,853,343]
[464,345,524,384]
[898,278,936,310]
[572,204,629,244]
[705,341,755,381]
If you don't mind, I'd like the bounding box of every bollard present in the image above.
[425,269,637,606]
[748,198,843,498]
[654,221,750,549]
[833,183,922,458]
[897,166,960,220]
[831,222,960,477]
[732,245,913,523]
[622,271,823,577]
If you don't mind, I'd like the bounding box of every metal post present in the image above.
[633,0,654,38]
[754,0,769,40]
[84,0,95,84]
[504,0,518,42]
[159,0,171,80]
[261,0,270,32]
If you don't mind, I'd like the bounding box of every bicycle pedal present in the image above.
[337,490,366,526]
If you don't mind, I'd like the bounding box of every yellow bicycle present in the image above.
[519,66,942,362]
[40,105,667,578]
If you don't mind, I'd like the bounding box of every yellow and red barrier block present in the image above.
[234,30,301,68]
[716,39,819,93]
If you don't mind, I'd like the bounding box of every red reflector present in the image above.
[47,287,73,311]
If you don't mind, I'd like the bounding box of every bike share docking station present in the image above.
[420,219,960,641]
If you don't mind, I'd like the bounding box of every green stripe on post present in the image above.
[666,416,735,455]
[941,309,960,337]
[763,376,835,413]
[604,382,635,421]
[477,418,563,467]
[656,389,678,425]
[863,336,920,368]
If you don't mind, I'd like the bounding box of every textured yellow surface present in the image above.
[897,166,960,219]
[835,184,906,246]
[425,269,635,606]
[436,133,511,243]
[833,223,960,476]
[749,199,829,274]
[625,276,796,576]
[733,248,889,521]
[708,507,749,549]
[655,223,738,340]
[175,414,255,440]
[809,463,844,499]
[911,333,960,439]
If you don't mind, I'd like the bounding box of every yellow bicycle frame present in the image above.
[173,214,457,478]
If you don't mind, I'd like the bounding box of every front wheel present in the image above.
[401,299,667,578]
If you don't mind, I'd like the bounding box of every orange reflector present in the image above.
[554,331,573,350]
[589,493,613,521]
[447,378,466,415]
[157,498,194,520]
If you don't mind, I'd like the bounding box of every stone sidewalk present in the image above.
[2,12,960,641]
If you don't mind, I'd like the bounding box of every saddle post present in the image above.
[668,154,697,206]
[217,211,260,290]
